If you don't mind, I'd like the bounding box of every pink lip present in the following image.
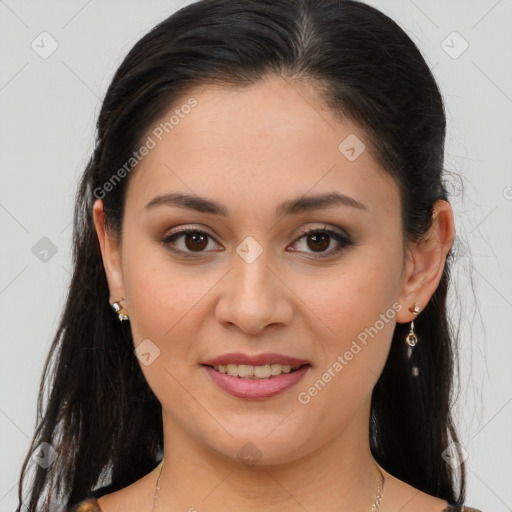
[203,364,311,399]
[202,352,310,368]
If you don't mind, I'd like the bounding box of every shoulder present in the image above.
[378,466,484,512]
[68,498,102,512]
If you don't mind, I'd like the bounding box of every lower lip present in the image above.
[202,365,311,399]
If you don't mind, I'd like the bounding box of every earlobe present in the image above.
[92,199,126,304]
[396,200,455,323]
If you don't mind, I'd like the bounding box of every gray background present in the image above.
[1,1,511,510]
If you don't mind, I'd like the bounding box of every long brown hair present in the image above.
[17,1,466,509]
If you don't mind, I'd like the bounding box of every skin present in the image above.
[93,75,455,512]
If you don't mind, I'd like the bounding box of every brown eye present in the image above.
[290,227,353,258]
[162,229,220,256]
[183,232,208,251]
[306,232,330,252]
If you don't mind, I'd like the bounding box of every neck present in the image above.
[155,400,384,512]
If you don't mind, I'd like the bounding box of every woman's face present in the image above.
[96,76,413,465]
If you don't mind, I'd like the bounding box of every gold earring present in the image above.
[405,303,420,347]
[111,298,129,321]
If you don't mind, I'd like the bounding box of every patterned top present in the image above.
[69,497,484,512]
[70,499,102,512]
[441,508,483,512]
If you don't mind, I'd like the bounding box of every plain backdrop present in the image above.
[1,1,511,511]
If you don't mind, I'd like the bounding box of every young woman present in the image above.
[16,1,484,511]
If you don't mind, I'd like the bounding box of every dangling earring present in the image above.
[405,303,420,347]
[111,297,129,321]
[405,303,420,375]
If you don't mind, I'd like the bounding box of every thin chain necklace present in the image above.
[152,460,385,511]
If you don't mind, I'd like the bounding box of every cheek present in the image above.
[122,235,204,339]
[292,247,403,404]
[297,247,402,340]
[120,243,213,409]
[120,237,212,391]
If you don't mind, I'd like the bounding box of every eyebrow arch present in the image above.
[144,191,368,216]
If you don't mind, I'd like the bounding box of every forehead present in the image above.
[125,76,399,220]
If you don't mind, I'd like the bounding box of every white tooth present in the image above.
[227,364,238,376]
[254,364,272,378]
[238,365,254,378]
[215,363,295,378]
[270,363,283,375]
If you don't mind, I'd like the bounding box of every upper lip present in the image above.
[202,352,310,368]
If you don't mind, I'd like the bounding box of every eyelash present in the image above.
[161,225,353,259]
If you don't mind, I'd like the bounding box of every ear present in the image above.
[92,199,126,306]
[396,199,455,323]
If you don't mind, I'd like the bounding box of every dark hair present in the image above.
[17,0,466,510]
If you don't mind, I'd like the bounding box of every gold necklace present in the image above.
[152,460,385,511]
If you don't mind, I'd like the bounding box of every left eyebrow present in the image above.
[144,191,368,216]
[276,192,368,216]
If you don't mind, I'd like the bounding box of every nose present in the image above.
[214,246,294,335]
